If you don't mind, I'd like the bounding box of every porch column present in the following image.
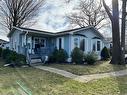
[27,36,32,54]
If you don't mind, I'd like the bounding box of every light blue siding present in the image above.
[64,35,70,56]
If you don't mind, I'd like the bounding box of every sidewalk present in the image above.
[34,66,127,83]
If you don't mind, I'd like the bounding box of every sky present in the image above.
[0,0,112,41]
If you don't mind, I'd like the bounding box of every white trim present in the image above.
[68,35,74,57]
[96,40,101,52]
[91,39,93,51]
[13,27,54,36]
[62,37,64,49]
[56,37,64,50]
[86,38,88,52]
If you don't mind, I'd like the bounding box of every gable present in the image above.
[73,28,104,40]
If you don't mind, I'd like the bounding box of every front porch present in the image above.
[24,33,56,64]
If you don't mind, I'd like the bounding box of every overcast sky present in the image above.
[0,0,112,41]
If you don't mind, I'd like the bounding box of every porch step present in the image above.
[30,63,44,66]
[30,59,42,64]
[27,53,48,64]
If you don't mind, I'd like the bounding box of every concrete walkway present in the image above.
[34,66,78,78]
[34,66,127,83]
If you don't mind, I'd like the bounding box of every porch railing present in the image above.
[34,47,53,56]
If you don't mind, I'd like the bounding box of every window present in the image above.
[74,38,79,47]
[40,39,46,47]
[59,38,62,49]
[97,41,101,51]
[93,43,96,51]
[34,38,46,49]
[80,39,85,51]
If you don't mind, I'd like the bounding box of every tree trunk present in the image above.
[120,0,126,64]
[110,0,121,64]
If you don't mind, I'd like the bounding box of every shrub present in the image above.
[101,47,110,60]
[0,48,2,57]
[2,48,11,59]
[48,48,59,63]
[5,51,17,64]
[15,54,26,66]
[56,49,68,63]
[49,48,68,63]
[2,48,26,66]
[85,52,98,65]
[71,47,84,64]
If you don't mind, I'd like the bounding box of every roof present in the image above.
[8,26,104,39]
[0,39,8,43]
[105,37,112,43]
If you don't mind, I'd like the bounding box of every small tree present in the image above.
[71,47,84,64]
[101,47,110,60]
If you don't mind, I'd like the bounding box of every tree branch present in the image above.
[102,0,113,22]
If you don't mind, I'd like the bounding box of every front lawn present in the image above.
[46,61,127,75]
[1,60,127,95]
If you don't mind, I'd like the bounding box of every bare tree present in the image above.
[0,0,45,31]
[68,0,108,30]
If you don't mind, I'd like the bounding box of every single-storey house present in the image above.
[8,26,108,64]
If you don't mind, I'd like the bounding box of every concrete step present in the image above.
[30,59,42,64]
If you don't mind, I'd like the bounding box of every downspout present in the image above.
[24,31,28,46]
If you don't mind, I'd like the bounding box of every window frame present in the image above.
[97,40,101,51]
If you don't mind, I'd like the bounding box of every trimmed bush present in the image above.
[56,49,68,63]
[0,48,2,57]
[101,47,110,60]
[85,52,98,65]
[49,48,68,63]
[71,47,84,64]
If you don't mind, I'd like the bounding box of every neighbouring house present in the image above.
[0,39,9,49]
[8,26,109,64]
[104,37,112,49]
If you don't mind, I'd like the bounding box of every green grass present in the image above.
[46,61,127,75]
[1,60,127,95]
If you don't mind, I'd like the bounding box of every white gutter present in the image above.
[13,26,24,31]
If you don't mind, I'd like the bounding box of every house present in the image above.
[8,26,108,64]
[104,37,112,49]
[0,39,9,49]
